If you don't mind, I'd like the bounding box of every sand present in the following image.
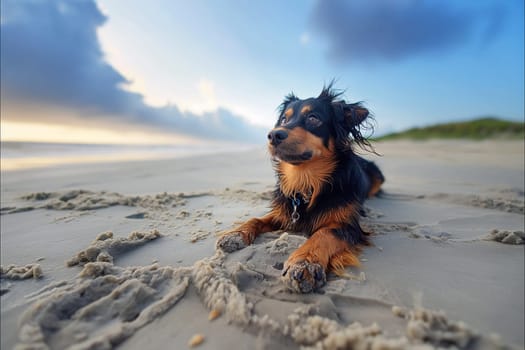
[0,264,43,281]
[1,140,523,349]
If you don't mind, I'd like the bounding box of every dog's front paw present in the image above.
[216,232,248,253]
[282,261,326,293]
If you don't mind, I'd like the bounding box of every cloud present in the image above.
[0,0,265,143]
[309,0,508,63]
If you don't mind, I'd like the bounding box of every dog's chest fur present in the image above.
[277,157,336,205]
[273,162,343,232]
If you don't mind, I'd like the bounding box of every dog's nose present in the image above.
[268,129,288,146]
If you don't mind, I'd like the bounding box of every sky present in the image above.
[1,0,523,145]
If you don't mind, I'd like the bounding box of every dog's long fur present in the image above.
[217,83,384,293]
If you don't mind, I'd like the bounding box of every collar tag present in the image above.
[291,196,301,224]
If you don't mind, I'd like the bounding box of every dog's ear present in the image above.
[348,105,369,126]
[333,101,373,150]
[333,102,369,130]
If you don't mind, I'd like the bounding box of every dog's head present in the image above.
[268,84,372,165]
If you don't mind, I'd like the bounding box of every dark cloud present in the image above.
[0,0,264,142]
[310,0,508,63]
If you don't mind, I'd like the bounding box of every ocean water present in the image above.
[0,141,255,171]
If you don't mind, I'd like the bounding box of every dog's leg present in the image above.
[356,156,385,198]
[216,213,280,253]
[282,227,361,293]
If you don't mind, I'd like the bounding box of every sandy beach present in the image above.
[1,140,523,350]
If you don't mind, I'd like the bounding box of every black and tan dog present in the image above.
[217,84,384,293]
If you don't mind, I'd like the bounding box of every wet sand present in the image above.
[1,140,524,349]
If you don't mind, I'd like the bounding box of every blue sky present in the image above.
[1,0,523,144]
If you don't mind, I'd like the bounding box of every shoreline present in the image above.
[0,141,261,171]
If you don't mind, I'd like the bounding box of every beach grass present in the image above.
[376,117,524,141]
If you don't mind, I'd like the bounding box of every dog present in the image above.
[217,83,384,293]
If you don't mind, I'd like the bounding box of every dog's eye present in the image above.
[306,115,322,127]
[279,116,287,125]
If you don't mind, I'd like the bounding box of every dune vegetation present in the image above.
[377,117,524,141]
